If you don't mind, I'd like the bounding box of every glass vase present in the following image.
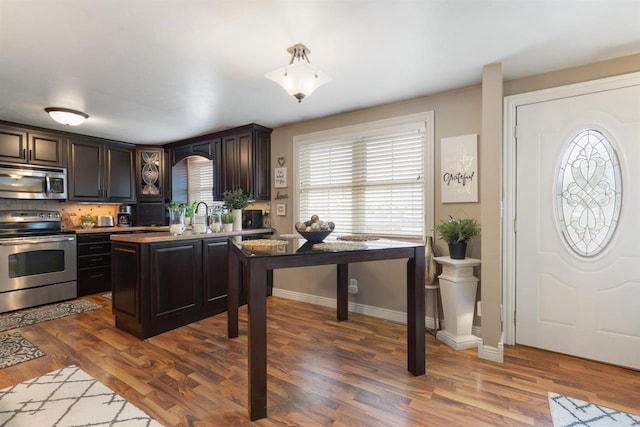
[168,208,185,235]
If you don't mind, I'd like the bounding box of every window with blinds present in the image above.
[296,118,428,239]
[187,156,214,205]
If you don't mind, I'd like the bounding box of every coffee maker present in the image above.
[117,204,134,227]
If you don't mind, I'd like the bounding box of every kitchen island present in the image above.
[110,228,272,338]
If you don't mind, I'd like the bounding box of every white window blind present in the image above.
[297,123,426,239]
[187,157,214,206]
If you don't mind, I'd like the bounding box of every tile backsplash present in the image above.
[0,199,273,230]
[0,199,118,230]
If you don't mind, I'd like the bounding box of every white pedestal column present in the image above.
[433,256,481,350]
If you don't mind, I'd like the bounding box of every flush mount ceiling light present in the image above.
[44,107,89,126]
[265,43,331,103]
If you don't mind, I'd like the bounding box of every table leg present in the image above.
[227,244,240,338]
[247,259,268,421]
[407,246,426,375]
[337,263,349,321]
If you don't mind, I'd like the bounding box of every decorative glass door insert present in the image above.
[556,129,622,257]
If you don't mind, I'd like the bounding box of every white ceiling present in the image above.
[1,0,639,145]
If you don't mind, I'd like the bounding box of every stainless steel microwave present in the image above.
[0,162,67,200]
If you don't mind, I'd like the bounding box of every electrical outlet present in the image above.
[348,278,358,294]
[477,301,482,317]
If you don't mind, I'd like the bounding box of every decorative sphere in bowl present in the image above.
[81,222,95,229]
[297,229,333,243]
[295,215,335,242]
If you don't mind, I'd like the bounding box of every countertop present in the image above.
[73,225,169,234]
[110,228,274,243]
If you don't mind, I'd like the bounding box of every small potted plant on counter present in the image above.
[221,211,235,232]
[434,216,480,259]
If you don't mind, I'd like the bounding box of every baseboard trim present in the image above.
[478,340,504,363]
[272,288,482,338]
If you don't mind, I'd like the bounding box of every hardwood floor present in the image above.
[1,294,639,426]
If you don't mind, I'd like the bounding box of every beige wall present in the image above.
[269,52,640,350]
[271,85,482,313]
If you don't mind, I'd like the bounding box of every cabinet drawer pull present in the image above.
[89,274,104,279]
[90,257,104,262]
[89,246,105,250]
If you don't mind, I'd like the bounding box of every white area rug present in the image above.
[0,365,162,426]
[0,333,44,369]
[0,299,102,333]
[549,392,640,426]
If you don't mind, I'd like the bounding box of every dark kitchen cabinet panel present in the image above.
[77,233,112,296]
[136,147,164,201]
[149,240,203,324]
[0,124,65,167]
[106,145,136,202]
[217,124,271,201]
[202,238,231,313]
[68,137,135,202]
[29,132,65,166]
[171,139,215,165]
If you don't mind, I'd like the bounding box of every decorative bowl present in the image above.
[81,222,95,229]
[297,229,333,243]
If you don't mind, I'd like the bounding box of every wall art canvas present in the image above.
[274,167,287,188]
[440,134,478,203]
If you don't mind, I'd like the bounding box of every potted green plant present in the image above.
[223,189,251,231]
[222,189,250,210]
[434,217,480,259]
[221,212,235,232]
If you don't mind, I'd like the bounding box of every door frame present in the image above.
[502,71,640,345]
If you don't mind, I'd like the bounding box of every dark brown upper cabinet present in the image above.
[0,123,65,167]
[68,136,135,202]
[166,123,271,202]
[215,124,271,201]
[171,140,214,165]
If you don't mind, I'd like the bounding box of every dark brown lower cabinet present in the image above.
[77,233,112,296]
[112,236,258,339]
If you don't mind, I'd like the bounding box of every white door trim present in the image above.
[502,71,640,345]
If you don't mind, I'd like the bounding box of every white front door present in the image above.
[515,84,640,369]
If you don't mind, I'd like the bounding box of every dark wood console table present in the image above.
[227,236,425,421]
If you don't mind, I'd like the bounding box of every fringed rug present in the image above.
[0,365,162,426]
[0,333,44,369]
[549,392,640,426]
[0,299,102,333]
[102,293,112,300]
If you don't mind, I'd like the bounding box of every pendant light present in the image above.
[265,43,331,103]
[44,107,89,126]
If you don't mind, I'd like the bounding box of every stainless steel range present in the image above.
[0,210,77,313]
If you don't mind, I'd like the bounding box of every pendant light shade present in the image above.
[265,43,331,103]
[44,107,89,126]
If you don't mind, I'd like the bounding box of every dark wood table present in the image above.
[227,236,425,421]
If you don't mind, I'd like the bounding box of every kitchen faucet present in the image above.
[195,201,209,216]
[194,201,209,231]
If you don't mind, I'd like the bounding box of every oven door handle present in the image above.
[0,236,76,245]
